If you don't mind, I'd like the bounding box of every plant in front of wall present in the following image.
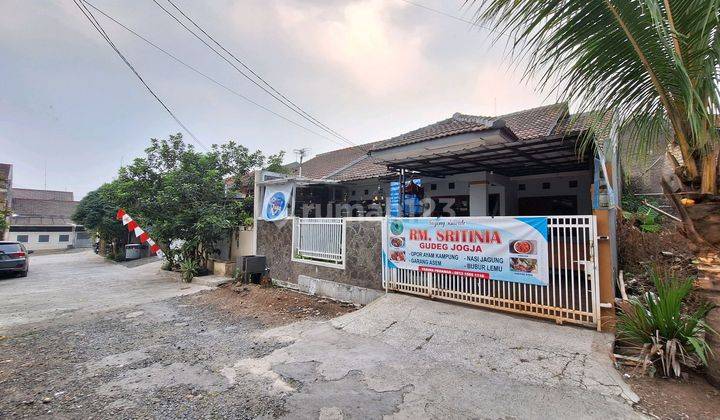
[243,217,254,230]
[635,206,662,233]
[616,271,715,377]
[622,203,663,233]
[179,258,199,283]
[161,259,173,271]
[0,207,10,237]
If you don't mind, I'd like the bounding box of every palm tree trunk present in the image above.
[700,146,720,195]
[671,122,701,180]
[661,176,709,247]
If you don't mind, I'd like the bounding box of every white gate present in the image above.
[383,216,600,329]
[292,217,345,267]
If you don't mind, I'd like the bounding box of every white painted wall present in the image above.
[468,182,487,216]
[511,171,593,215]
[339,169,593,216]
[12,231,78,251]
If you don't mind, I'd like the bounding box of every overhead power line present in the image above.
[151,0,364,151]
[73,0,209,151]
[163,0,355,147]
[398,0,510,38]
[82,0,345,148]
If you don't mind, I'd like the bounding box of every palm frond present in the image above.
[465,0,720,160]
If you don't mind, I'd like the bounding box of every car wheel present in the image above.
[19,270,28,278]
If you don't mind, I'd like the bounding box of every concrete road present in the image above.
[0,250,209,329]
[240,294,642,419]
[0,251,642,418]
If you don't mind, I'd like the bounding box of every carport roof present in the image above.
[371,133,592,178]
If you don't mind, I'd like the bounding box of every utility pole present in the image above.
[293,148,309,177]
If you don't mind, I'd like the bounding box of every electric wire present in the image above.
[82,0,344,148]
[73,0,209,151]
[162,0,357,148]
[151,0,361,151]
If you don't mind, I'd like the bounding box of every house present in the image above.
[292,103,612,218]
[254,103,620,331]
[7,188,91,251]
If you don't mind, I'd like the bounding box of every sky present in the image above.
[0,0,551,198]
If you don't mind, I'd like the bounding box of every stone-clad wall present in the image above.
[257,219,383,290]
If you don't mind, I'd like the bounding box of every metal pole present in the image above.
[399,169,405,217]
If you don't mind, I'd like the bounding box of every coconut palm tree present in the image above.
[467,0,720,385]
[467,0,719,195]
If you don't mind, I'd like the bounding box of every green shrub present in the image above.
[617,271,716,377]
[622,204,662,233]
[179,258,199,283]
[105,251,125,262]
[243,217,254,229]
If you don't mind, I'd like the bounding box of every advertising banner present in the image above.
[389,182,401,217]
[386,217,549,286]
[262,183,294,221]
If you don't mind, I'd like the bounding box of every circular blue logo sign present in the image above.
[266,192,286,219]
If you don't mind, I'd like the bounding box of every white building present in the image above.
[7,188,90,251]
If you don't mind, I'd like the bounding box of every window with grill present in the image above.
[38,235,50,243]
[16,235,28,243]
[59,234,70,242]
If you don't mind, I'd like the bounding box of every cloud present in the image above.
[472,65,547,115]
[270,0,429,95]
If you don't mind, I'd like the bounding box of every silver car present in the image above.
[0,241,32,277]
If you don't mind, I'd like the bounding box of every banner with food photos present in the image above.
[386,217,549,286]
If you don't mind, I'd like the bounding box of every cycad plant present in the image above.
[179,258,199,283]
[616,271,715,377]
[467,0,720,196]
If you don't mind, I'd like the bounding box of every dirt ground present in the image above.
[197,283,359,326]
[624,369,720,419]
[0,283,358,419]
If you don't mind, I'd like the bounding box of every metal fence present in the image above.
[384,216,600,329]
[292,217,345,267]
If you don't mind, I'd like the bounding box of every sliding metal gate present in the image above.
[382,216,600,329]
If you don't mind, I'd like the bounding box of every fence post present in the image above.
[593,211,615,332]
[426,271,433,298]
[381,216,388,293]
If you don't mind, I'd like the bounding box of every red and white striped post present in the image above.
[116,209,164,258]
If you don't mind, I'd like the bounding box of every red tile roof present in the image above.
[331,156,392,181]
[370,114,496,152]
[11,198,78,218]
[503,103,568,139]
[296,103,593,183]
[12,188,74,201]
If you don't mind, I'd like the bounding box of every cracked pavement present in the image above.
[1,252,642,418]
[232,294,643,419]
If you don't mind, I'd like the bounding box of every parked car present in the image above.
[0,241,32,277]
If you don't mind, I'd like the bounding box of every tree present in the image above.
[0,207,9,239]
[77,134,277,266]
[117,134,264,266]
[467,0,720,384]
[0,174,9,239]
[468,0,719,194]
[266,151,289,174]
[72,180,131,254]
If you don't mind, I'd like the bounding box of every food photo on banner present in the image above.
[386,217,549,286]
[262,183,294,221]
